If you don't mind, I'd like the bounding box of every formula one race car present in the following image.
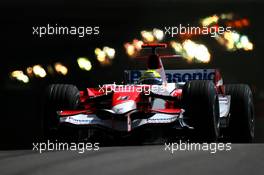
[43,43,255,143]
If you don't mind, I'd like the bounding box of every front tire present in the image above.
[182,80,220,142]
[42,84,80,140]
[225,84,255,143]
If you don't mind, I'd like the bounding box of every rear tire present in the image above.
[42,84,80,140]
[225,84,255,143]
[182,80,220,142]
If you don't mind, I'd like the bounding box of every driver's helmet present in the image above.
[138,69,163,85]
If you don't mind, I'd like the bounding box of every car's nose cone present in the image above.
[112,100,136,114]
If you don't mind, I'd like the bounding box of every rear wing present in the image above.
[124,69,223,86]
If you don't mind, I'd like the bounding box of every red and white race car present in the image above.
[43,43,255,143]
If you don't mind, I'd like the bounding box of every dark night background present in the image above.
[0,0,263,148]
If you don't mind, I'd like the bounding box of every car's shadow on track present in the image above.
[1,116,264,150]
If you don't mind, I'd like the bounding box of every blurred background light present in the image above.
[195,44,211,63]
[171,40,211,63]
[240,35,253,51]
[10,70,29,83]
[32,65,47,78]
[103,47,115,59]
[220,13,234,20]
[77,57,92,71]
[54,62,68,75]
[216,30,253,51]
[141,30,155,43]
[95,48,106,62]
[26,67,34,77]
[153,28,164,41]
[124,39,143,58]
[124,43,136,57]
[183,40,197,59]
[95,46,116,65]
[124,28,164,58]
[201,14,219,27]
[226,18,250,28]
[133,39,143,50]
[171,41,183,53]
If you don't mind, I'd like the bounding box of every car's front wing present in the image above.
[59,111,185,132]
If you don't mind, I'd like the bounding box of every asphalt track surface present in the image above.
[0,143,264,175]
